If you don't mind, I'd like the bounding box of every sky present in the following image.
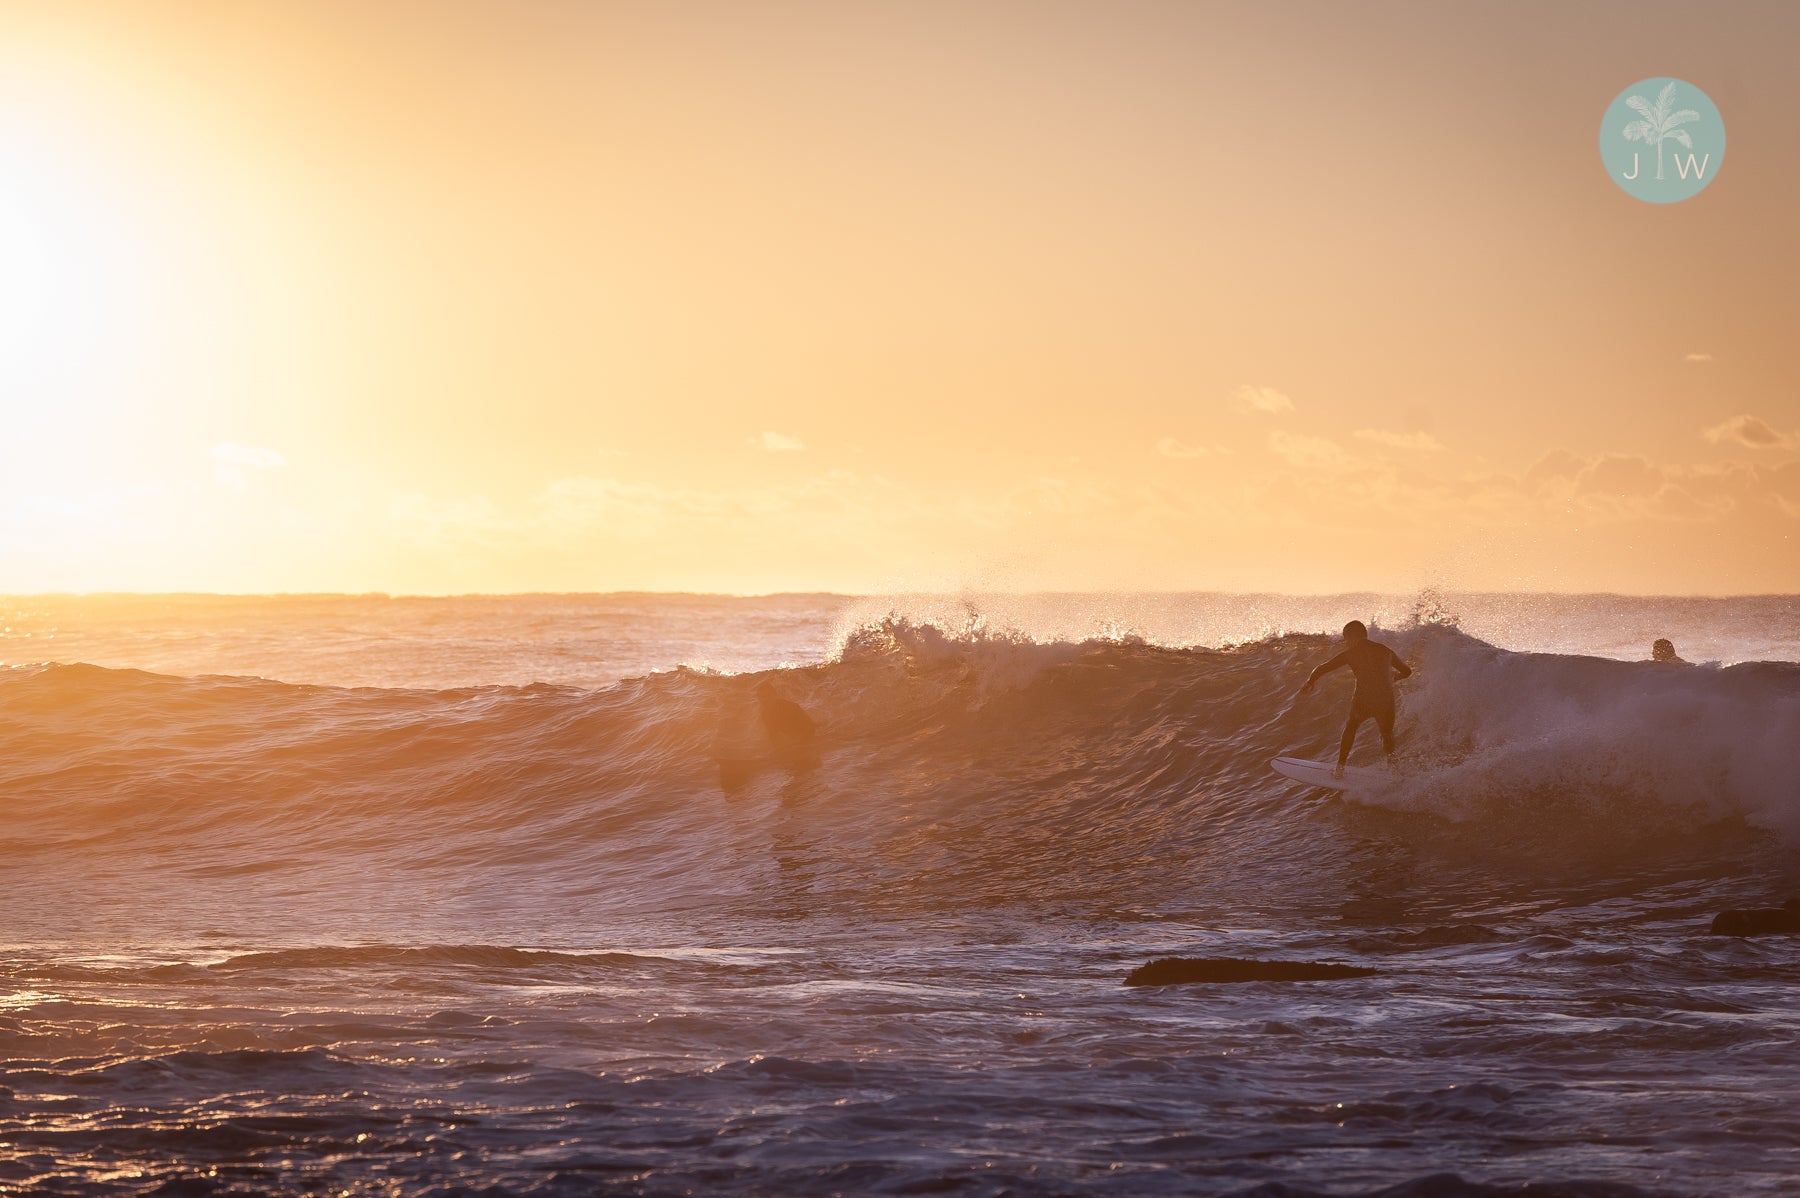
[0,0,1796,595]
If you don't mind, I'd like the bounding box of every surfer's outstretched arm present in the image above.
[1389,649,1412,681]
[1298,652,1347,696]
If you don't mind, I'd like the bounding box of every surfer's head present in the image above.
[1342,620,1368,643]
[1651,638,1678,662]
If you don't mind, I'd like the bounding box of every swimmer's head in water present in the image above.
[1652,638,1678,662]
[1342,620,1368,643]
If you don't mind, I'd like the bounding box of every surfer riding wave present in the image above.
[1298,620,1413,777]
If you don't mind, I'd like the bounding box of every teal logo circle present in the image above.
[1600,78,1725,203]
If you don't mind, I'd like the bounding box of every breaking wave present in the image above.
[1,621,1794,931]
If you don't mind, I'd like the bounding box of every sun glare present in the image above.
[0,4,1793,596]
[0,110,157,460]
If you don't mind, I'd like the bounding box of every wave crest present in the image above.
[1,625,1793,927]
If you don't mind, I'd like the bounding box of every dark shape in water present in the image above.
[1708,898,1800,936]
[1233,1168,1676,1196]
[1124,957,1379,987]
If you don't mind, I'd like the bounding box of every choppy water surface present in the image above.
[1,592,1797,1195]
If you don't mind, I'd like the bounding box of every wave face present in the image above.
[4,601,1800,1197]
[3,621,1793,944]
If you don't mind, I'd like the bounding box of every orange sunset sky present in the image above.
[1,0,1796,596]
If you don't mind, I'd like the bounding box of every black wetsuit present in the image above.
[1311,639,1411,761]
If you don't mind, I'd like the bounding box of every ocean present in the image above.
[1,591,1797,1196]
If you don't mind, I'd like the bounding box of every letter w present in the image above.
[1674,153,1711,180]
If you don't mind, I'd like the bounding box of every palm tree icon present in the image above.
[1622,81,1700,181]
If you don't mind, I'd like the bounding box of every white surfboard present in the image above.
[1271,756,1391,793]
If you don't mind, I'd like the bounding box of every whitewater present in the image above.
[1,592,1797,1196]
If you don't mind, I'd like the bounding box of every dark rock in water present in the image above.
[1709,899,1800,936]
[1231,1168,1674,1196]
[1125,957,1379,987]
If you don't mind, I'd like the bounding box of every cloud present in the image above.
[1243,440,1786,534]
[212,442,287,491]
[1231,384,1294,415]
[1703,414,1795,450]
[1154,437,1214,459]
[1268,430,1357,471]
[753,431,806,452]
[1353,428,1444,452]
[1685,352,1714,363]
[1768,462,1800,517]
[1524,450,1758,523]
[1576,453,1662,497]
[1526,448,1583,481]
